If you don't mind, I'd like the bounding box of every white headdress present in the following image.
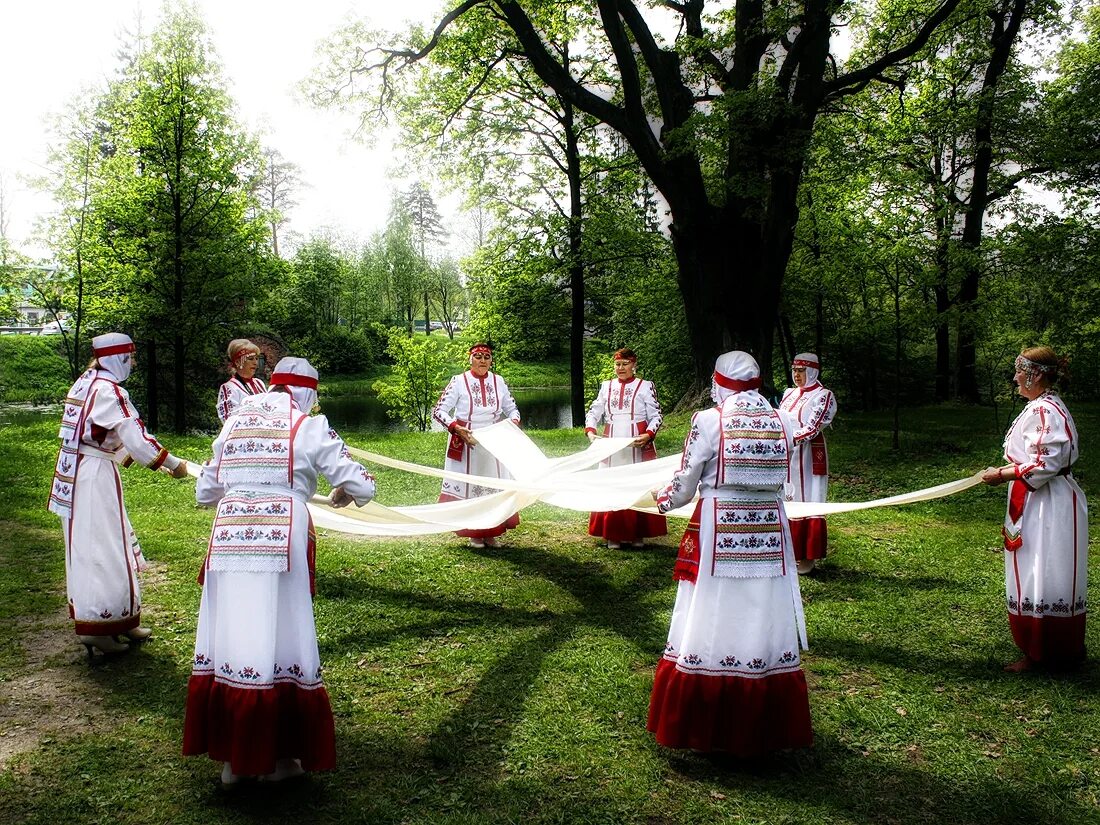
[92,332,136,382]
[269,356,319,414]
[712,351,762,404]
[792,352,820,387]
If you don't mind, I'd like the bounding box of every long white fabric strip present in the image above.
[183,420,985,537]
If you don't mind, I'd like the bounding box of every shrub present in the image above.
[0,336,72,404]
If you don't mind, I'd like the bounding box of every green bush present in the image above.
[0,336,73,404]
[290,326,385,375]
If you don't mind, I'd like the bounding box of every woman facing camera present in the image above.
[584,348,666,548]
[216,338,267,422]
[432,342,521,548]
[980,346,1087,673]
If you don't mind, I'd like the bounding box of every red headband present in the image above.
[269,372,318,389]
[94,342,136,357]
[469,345,492,357]
[792,358,818,368]
[714,371,761,391]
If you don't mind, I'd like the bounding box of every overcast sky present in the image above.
[0,0,452,258]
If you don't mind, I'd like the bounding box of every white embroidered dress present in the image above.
[432,370,521,538]
[1000,391,1088,665]
[49,369,180,637]
[584,377,667,542]
[184,392,375,775]
[216,374,267,422]
[648,392,811,754]
[779,382,837,560]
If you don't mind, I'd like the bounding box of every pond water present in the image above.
[320,387,574,433]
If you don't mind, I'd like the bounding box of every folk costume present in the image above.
[216,340,267,422]
[184,358,376,782]
[432,345,521,542]
[648,351,811,756]
[999,386,1088,667]
[779,353,837,568]
[585,358,667,546]
[48,333,184,647]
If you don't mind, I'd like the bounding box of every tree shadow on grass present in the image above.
[660,729,1097,825]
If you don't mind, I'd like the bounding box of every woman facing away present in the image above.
[183,357,377,785]
[216,338,267,422]
[48,332,189,659]
[980,346,1087,673]
[584,347,667,549]
[647,351,812,756]
[432,342,521,548]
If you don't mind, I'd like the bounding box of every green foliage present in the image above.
[464,245,570,362]
[45,3,274,431]
[372,330,463,431]
[0,336,72,404]
[290,325,384,376]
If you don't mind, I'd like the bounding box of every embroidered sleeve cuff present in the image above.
[149,448,169,471]
[447,421,459,433]
[584,427,596,435]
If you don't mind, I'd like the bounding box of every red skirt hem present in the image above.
[1008,612,1087,666]
[74,614,140,636]
[182,674,336,775]
[647,658,813,755]
[788,516,827,561]
[438,492,519,537]
[588,509,667,543]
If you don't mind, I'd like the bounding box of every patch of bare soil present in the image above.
[0,610,115,769]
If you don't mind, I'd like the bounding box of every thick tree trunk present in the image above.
[563,98,587,427]
[956,0,1027,404]
[145,338,159,433]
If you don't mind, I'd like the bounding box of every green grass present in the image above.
[1,403,1099,824]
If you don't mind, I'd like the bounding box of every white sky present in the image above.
[0,0,453,258]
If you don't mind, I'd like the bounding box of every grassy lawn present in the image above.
[0,402,1098,824]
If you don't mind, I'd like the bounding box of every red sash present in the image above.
[447,419,468,461]
[1003,479,1027,552]
[810,433,827,475]
[637,421,657,461]
[673,501,703,583]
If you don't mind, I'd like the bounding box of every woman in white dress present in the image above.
[980,346,1087,672]
[648,351,812,755]
[48,332,189,659]
[432,342,521,547]
[584,348,667,548]
[216,338,267,422]
[779,352,837,574]
[184,357,376,784]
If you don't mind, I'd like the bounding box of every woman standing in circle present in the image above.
[47,332,189,658]
[981,346,1087,672]
[432,343,521,548]
[585,347,666,548]
[779,352,837,574]
[216,338,267,422]
[647,351,811,756]
[184,357,377,784]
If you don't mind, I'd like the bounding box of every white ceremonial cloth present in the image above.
[179,420,986,537]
